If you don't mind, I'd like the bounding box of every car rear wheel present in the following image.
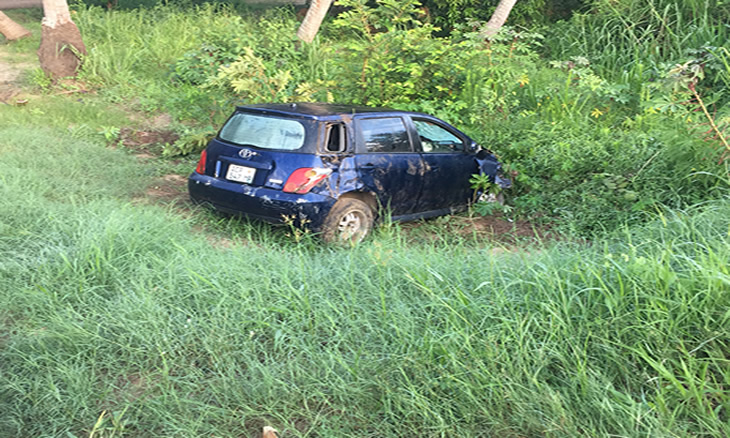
[322,198,374,244]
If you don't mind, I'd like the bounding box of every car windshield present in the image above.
[219,113,310,150]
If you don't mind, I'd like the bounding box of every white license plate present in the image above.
[226,164,256,184]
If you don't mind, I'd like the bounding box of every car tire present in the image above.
[321,198,374,244]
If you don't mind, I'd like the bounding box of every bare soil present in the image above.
[0,56,26,83]
[130,172,192,214]
[120,130,189,208]
[401,213,555,246]
[144,174,188,203]
[464,214,554,243]
[0,45,35,104]
[115,127,179,157]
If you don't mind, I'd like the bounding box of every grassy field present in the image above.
[1,5,730,437]
[1,107,729,436]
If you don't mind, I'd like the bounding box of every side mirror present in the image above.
[475,149,490,160]
[469,141,478,152]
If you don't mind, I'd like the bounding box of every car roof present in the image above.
[237,103,415,120]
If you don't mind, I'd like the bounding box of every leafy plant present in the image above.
[162,126,217,157]
[469,172,510,216]
[469,172,492,203]
[98,125,121,143]
[663,61,730,164]
[207,47,294,102]
[29,68,53,91]
[173,42,241,86]
[330,0,448,106]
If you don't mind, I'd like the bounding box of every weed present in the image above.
[12,0,729,236]
[162,126,217,157]
[2,4,730,436]
[28,68,52,91]
[2,125,730,436]
[98,125,120,143]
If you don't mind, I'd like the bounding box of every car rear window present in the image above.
[219,113,310,151]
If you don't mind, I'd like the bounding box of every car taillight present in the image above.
[195,149,207,174]
[283,168,332,194]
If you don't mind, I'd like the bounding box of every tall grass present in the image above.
[3,10,728,435]
[1,125,729,436]
[546,0,730,89]
[73,4,303,122]
[75,4,240,84]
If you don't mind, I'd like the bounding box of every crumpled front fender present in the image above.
[476,152,512,189]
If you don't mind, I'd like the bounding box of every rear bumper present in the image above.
[188,173,336,230]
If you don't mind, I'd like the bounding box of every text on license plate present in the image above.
[226,164,256,184]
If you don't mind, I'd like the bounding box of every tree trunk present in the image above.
[296,0,334,43]
[37,0,86,78]
[482,0,518,39]
[0,11,31,40]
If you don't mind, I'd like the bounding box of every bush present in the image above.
[72,1,729,235]
[491,114,729,234]
[543,0,730,95]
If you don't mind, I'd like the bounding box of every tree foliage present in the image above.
[422,0,587,30]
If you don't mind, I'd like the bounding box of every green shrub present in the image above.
[544,0,730,96]
[490,114,729,234]
[173,42,241,86]
[68,2,729,234]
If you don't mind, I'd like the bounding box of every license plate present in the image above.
[226,164,256,184]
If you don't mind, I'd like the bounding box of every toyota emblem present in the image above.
[238,149,258,159]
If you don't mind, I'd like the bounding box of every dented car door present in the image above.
[353,116,423,216]
[410,117,477,212]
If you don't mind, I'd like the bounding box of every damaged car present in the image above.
[188,103,511,243]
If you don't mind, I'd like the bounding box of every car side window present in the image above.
[413,119,465,153]
[360,117,412,153]
[325,123,346,153]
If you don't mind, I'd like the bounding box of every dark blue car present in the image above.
[189,103,511,242]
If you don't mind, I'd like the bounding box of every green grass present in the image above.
[1,7,729,435]
[545,0,730,93]
[1,94,136,130]
[72,4,300,124]
[58,3,730,235]
[1,123,729,437]
[0,9,42,54]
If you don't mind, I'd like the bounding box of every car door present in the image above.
[353,116,424,216]
[410,117,478,212]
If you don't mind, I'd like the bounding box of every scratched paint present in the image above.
[189,103,511,234]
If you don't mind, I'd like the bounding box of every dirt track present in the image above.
[0,44,35,103]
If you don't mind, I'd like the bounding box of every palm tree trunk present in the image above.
[0,11,32,40]
[296,0,334,43]
[37,0,86,78]
[482,0,518,39]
